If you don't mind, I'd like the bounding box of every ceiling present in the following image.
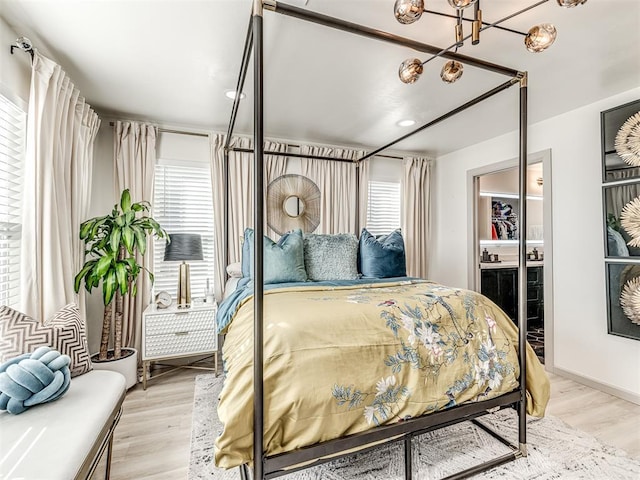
[1,0,639,156]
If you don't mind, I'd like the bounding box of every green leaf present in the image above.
[122,226,134,254]
[79,219,95,240]
[102,270,117,305]
[94,254,113,278]
[125,211,135,224]
[115,262,128,295]
[115,215,125,227]
[120,189,132,213]
[74,260,96,293]
[133,226,148,255]
[131,283,138,297]
[109,227,122,252]
[89,217,108,239]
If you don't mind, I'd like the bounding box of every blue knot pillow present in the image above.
[359,228,407,278]
[0,346,71,415]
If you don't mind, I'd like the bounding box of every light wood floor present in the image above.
[101,367,640,480]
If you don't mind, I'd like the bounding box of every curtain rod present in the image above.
[108,122,209,138]
[227,147,403,162]
[108,122,405,160]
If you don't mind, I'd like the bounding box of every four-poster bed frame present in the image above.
[222,1,529,479]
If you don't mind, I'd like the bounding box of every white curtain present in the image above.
[210,134,227,303]
[114,121,157,353]
[402,156,433,279]
[209,135,288,301]
[300,146,364,234]
[20,51,100,321]
[358,158,371,234]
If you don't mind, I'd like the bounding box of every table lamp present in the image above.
[164,233,203,308]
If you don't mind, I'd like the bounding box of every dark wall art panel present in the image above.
[602,99,640,183]
[606,262,640,340]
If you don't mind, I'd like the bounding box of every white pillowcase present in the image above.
[226,262,243,278]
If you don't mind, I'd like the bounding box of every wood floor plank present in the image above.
[102,368,640,480]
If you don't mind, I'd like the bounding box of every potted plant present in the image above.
[74,189,167,387]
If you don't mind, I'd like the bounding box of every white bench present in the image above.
[0,370,126,480]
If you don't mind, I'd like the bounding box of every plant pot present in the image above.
[91,348,138,389]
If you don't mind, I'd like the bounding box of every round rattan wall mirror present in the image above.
[267,174,321,235]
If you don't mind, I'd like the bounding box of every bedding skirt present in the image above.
[214,279,550,468]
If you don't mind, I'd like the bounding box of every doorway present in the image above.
[467,150,554,367]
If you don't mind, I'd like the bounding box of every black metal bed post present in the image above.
[404,434,413,479]
[265,1,519,78]
[360,78,518,162]
[517,72,529,457]
[225,15,254,150]
[253,1,266,479]
[224,149,230,279]
[355,161,360,235]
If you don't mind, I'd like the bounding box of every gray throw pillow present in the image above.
[244,228,308,284]
[304,233,359,281]
[0,303,92,378]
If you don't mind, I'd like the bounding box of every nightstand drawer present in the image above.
[144,329,217,359]
[145,309,216,336]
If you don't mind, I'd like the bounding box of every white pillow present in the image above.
[226,262,243,278]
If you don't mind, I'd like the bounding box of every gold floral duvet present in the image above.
[214,279,550,468]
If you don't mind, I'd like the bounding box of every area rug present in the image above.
[189,374,640,479]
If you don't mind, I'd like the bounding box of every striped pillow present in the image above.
[0,304,92,377]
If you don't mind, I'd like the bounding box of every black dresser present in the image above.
[480,265,544,328]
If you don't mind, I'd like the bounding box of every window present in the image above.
[366,180,401,236]
[153,160,215,300]
[0,94,26,307]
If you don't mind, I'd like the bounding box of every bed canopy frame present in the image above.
[223,1,529,479]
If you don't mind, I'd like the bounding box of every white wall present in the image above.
[0,17,31,104]
[431,87,640,399]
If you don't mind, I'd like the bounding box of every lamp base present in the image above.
[177,262,191,308]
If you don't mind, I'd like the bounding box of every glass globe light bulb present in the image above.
[524,24,557,53]
[394,0,424,24]
[556,0,587,7]
[440,61,464,84]
[16,36,32,51]
[398,58,424,84]
[447,0,477,9]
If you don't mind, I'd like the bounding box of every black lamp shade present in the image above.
[164,234,203,261]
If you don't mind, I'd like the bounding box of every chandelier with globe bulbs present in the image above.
[394,0,587,85]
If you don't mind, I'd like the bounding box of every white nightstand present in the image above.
[142,302,218,390]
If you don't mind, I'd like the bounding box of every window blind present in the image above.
[366,180,401,236]
[0,94,26,307]
[152,161,215,300]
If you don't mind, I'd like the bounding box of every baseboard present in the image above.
[552,366,640,406]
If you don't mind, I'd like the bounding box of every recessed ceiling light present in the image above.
[224,90,246,100]
[397,119,416,127]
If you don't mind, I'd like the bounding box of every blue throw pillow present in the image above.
[244,228,308,284]
[359,228,407,278]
